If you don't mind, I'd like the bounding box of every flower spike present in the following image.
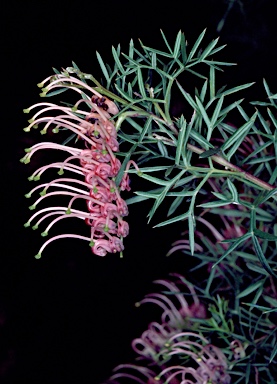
[23,71,136,258]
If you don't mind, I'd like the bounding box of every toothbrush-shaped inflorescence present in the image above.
[21,71,139,258]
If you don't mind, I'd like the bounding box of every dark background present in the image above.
[2,1,277,383]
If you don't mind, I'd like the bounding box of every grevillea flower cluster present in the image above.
[21,72,137,258]
[106,274,231,384]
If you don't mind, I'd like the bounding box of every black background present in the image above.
[2,1,277,383]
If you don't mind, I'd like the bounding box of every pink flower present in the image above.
[22,71,140,259]
[106,274,230,384]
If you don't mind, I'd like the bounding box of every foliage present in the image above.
[22,29,277,383]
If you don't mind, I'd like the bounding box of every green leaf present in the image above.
[257,187,277,204]
[125,195,150,204]
[252,235,277,278]
[199,147,221,158]
[209,65,215,99]
[188,214,195,255]
[218,82,255,97]
[41,87,68,97]
[137,67,147,98]
[218,98,244,117]
[160,29,174,55]
[198,37,219,61]
[127,165,170,173]
[190,130,214,150]
[236,280,265,299]
[227,179,238,202]
[175,118,187,165]
[151,51,157,69]
[180,32,187,63]
[158,140,169,157]
[210,95,224,128]
[154,210,190,227]
[96,51,110,83]
[147,169,186,222]
[200,80,208,102]
[254,229,277,241]
[270,342,277,363]
[212,232,252,267]
[176,81,198,110]
[267,108,277,129]
[198,200,234,208]
[263,78,272,99]
[112,45,125,74]
[173,30,182,58]
[221,112,257,153]
[187,29,206,62]
[128,38,134,59]
[195,96,211,130]
[256,110,272,134]
[138,173,170,186]
[246,262,269,275]
[167,195,184,217]
[140,44,172,58]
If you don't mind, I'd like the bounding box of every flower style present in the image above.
[105,274,231,384]
[155,332,231,384]
[21,71,138,258]
[131,274,206,364]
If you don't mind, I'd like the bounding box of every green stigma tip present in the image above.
[27,176,34,181]
[29,205,36,210]
[41,231,48,237]
[24,148,31,153]
[40,129,47,135]
[37,82,44,88]
[57,169,64,175]
[25,193,32,198]
[32,225,38,230]
[33,124,38,129]
[89,241,95,247]
[23,108,30,113]
[33,176,40,181]
[138,171,143,176]
[39,92,46,97]
[23,127,31,132]
[40,189,47,196]
[65,208,71,214]
[24,222,30,228]
[71,106,77,112]
[28,118,34,123]
[52,128,59,133]
[35,254,42,259]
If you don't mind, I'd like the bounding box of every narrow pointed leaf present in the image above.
[175,118,187,165]
[173,30,182,58]
[252,235,277,278]
[218,82,255,97]
[96,52,110,82]
[187,29,206,62]
[221,112,257,152]
[236,280,265,299]
[212,232,252,267]
[154,211,190,227]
